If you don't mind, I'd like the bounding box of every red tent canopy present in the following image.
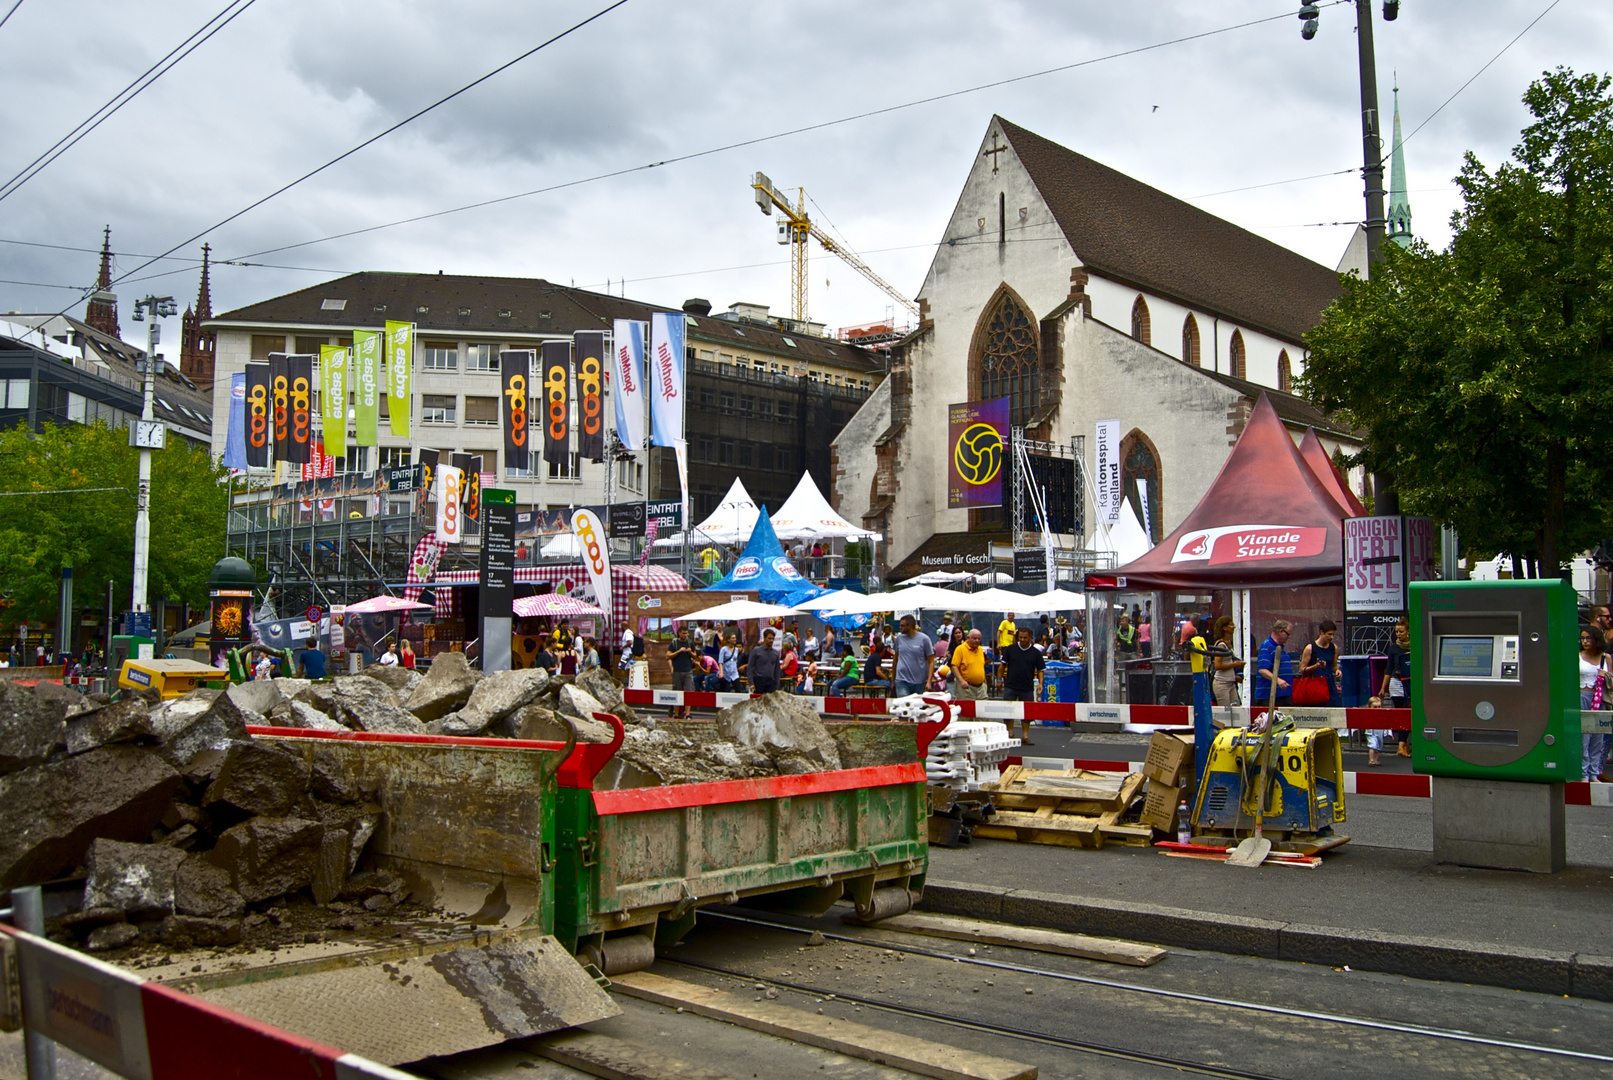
[1092,393,1349,590]
[1298,427,1367,517]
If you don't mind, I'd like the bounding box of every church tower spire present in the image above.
[179,243,217,391]
[1386,81,1412,248]
[84,225,121,338]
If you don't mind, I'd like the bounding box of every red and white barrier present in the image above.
[0,923,412,1080]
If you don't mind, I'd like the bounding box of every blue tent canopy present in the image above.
[703,507,825,607]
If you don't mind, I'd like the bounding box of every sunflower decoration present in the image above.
[213,601,244,637]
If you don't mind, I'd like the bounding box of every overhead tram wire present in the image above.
[0,1,24,32]
[45,0,633,321]
[225,3,1331,265]
[0,0,259,203]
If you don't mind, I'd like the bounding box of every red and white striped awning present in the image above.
[429,564,689,627]
[512,593,608,619]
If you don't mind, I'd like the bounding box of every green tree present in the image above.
[1303,68,1613,575]
[0,420,228,626]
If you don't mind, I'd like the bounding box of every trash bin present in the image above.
[1042,661,1085,707]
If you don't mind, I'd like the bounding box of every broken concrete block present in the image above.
[0,746,182,892]
[337,868,407,903]
[34,680,89,719]
[454,668,550,733]
[201,742,311,819]
[357,665,421,695]
[307,746,360,803]
[160,914,242,949]
[499,704,615,744]
[338,696,426,735]
[208,816,325,903]
[149,689,251,767]
[271,700,346,731]
[86,922,141,951]
[173,854,245,919]
[404,650,480,722]
[83,839,187,919]
[64,698,154,755]
[158,824,199,849]
[0,680,66,775]
[556,683,609,727]
[311,828,350,905]
[225,679,283,717]
[715,693,841,773]
[575,667,639,724]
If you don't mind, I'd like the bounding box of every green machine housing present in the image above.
[1410,579,1580,782]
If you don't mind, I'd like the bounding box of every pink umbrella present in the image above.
[342,595,435,614]
[513,594,608,619]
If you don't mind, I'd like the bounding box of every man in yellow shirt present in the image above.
[952,628,988,700]
[996,614,1018,650]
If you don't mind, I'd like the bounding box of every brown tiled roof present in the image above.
[998,117,1342,343]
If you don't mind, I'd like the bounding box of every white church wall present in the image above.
[829,375,890,526]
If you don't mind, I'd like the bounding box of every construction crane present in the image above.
[752,171,920,324]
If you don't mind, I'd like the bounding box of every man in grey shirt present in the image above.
[743,629,782,693]
[892,614,935,698]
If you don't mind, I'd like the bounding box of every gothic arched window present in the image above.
[1181,315,1200,367]
[978,290,1039,428]
[1130,295,1151,346]
[1278,349,1292,392]
[1120,429,1163,544]
[1230,330,1247,379]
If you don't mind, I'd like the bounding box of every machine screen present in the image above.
[1438,636,1495,678]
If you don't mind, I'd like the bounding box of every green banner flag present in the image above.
[319,345,348,460]
[353,329,380,447]
[385,319,413,437]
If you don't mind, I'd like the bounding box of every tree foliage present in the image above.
[1303,68,1613,573]
[0,420,228,624]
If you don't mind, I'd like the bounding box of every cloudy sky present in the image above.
[0,0,1603,358]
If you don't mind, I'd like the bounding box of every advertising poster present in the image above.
[285,354,313,465]
[223,372,248,472]
[384,319,413,437]
[452,452,482,523]
[572,507,611,625]
[245,363,271,468]
[575,331,605,461]
[542,340,571,466]
[318,345,348,460]
[435,463,464,545]
[946,397,1008,509]
[611,318,646,450]
[501,349,533,471]
[352,329,380,447]
[648,311,685,448]
[416,448,439,517]
[1094,419,1121,525]
[269,353,290,462]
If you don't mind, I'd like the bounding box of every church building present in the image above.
[832,116,1366,580]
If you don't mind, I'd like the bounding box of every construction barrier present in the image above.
[0,923,413,1080]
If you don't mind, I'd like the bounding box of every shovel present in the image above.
[1227,643,1281,867]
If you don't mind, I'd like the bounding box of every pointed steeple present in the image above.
[194,242,212,320]
[1386,81,1412,248]
[179,243,217,391]
[84,226,121,338]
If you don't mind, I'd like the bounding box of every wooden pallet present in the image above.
[976,767,1148,849]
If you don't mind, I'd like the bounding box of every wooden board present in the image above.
[972,823,1102,849]
[611,971,1038,1080]
[535,1030,740,1080]
[864,912,1166,967]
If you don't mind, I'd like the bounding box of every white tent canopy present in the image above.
[677,599,799,622]
[1087,500,1153,566]
[770,471,882,542]
[656,476,759,547]
[540,533,585,558]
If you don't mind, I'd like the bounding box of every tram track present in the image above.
[688,909,1613,1074]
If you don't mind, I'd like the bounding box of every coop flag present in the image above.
[269,353,290,462]
[946,397,1008,509]
[385,319,413,437]
[574,331,605,461]
[285,353,314,465]
[542,340,571,467]
[612,318,646,451]
[501,349,533,471]
[318,345,348,460]
[353,329,380,447]
[452,452,482,523]
[572,507,611,627]
[1094,419,1122,526]
[223,372,248,472]
[648,311,685,448]
[416,448,439,517]
[435,462,464,544]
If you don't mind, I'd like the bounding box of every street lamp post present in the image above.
[129,295,177,618]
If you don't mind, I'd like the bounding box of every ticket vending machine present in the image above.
[1410,579,1579,872]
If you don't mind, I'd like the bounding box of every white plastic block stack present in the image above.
[925,719,1019,791]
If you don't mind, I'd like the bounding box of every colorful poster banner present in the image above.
[384,319,413,437]
[501,349,533,472]
[352,329,380,447]
[575,331,605,461]
[285,353,313,465]
[416,448,439,517]
[611,319,646,451]
[223,372,248,472]
[269,353,290,463]
[452,452,482,523]
[1344,515,1438,612]
[319,345,348,460]
[542,340,570,467]
[435,463,464,545]
[1094,419,1121,526]
[245,363,271,468]
[572,507,611,627]
[946,398,1009,509]
[648,311,685,448]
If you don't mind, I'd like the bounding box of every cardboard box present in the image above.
[1139,777,1182,832]
[1143,731,1192,785]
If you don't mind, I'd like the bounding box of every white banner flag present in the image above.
[572,507,612,627]
[435,463,464,545]
[1095,419,1122,526]
[611,319,646,450]
[648,311,685,448]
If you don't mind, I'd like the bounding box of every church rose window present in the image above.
[979,292,1039,427]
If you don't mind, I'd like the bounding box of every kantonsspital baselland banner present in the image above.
[285,353,314,465]
[352,329,380,447]
[542,340,570,466]
[648,312,685,449]
[385,319,413,437]
[611,319,645,450]
[269,353,290,463]
[946,398,1008,509]
[501,349,533,471]
[318,345,348,461]
[575,331,605,461]
[571,506,611,628]
[245,362,271,468]
[435,462,463,544]
[1094,419,1122,525]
